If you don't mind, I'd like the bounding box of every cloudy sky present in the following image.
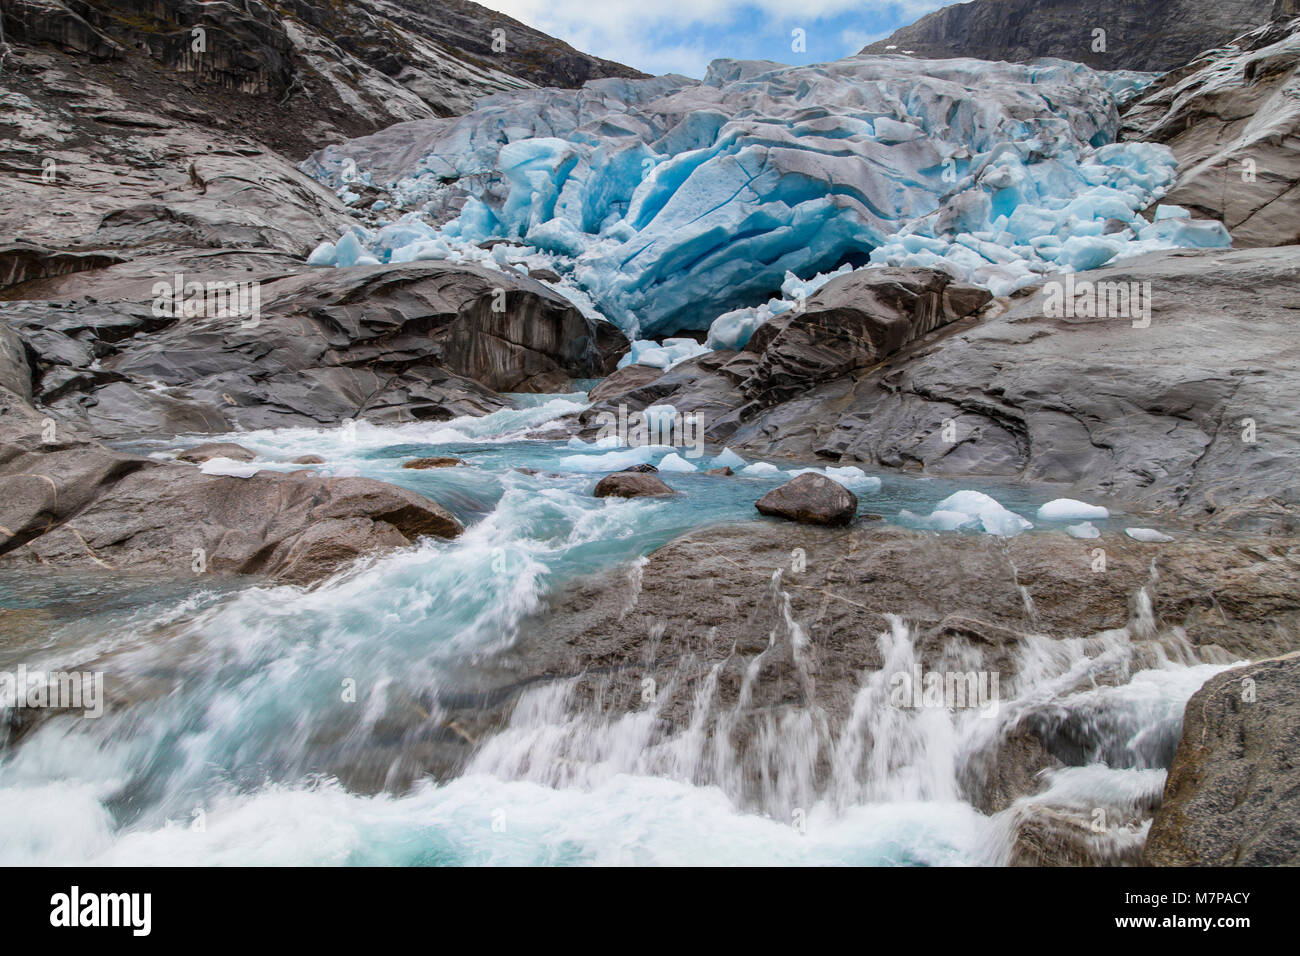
[476,0,960,78]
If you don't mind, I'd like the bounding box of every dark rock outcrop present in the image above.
[592,472,676,498]
[738,269,992,406]
[403,457,466,469]
[860,0,1277,72]
[754,473,858,526]
[1122,15,1300,247]
[1143,654,1300,865]
[1,0,643,159]
[5,261,625,437]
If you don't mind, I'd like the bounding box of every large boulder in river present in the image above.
[1142,654,1300,865]
[755,473,858,526]
[593,472,675,498]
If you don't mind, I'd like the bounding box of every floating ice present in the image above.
[904,490,1033,537]
[301,56,1222,342]
[558,446,671,473]
[1066,521,1102,539]
[1036,498,1110,520]
[739,462,782,477]
[1125,527,1174,542]
[657,452,697,473]
[789,465,883,492]
[713,448,747,469]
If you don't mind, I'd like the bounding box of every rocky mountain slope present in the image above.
[1121,12,1300,247]
[862,0,1279,72]
[0,0,643,158]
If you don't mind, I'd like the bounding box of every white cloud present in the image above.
[476,1,959,77]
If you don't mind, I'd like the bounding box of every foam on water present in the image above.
[1,396,1231,865]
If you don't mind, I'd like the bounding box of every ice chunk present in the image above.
[1036,498,1110,520]
[739,462,782,477]
[558,445,670,472]
[1066,521,1101,539]
[899,508,977,532]
[1125,527,1174,542]
[713,448,746,469]
[657,452,697,473]
[307,241,337,266]
[932,490,1033,536]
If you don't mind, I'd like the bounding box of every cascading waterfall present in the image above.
[0,396,1239,865]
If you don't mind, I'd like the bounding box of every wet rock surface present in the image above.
[423,522,1300,831]
[592,472,676,498]
[1143,653,1300,865]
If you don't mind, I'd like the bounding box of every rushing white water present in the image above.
[0,395,1238,865]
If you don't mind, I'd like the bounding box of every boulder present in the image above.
[1143,654,1300,865]
[706,466,734,476]
[292,455,326,465]
[592,472,675,498]
[587,364,666,403]
[176,442,257,463]
[403,456,466,469]
[755,473,858,526]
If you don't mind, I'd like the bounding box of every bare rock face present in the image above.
[1122,15,1300,247]
[0,343,461,584]
[754,473,859,526]
[1143,654,1300,865]
[587,364,666,403]
[1,0,642,159]
[592,472,676,498]
[860,0,1277,72]
[5,262,625,437]
[739,269,992,406]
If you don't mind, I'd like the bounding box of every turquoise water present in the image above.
[0,394,1222,865]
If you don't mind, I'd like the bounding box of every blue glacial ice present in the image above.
[301,55,1229,345]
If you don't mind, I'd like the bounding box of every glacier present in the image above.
[302,55,1229,343]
